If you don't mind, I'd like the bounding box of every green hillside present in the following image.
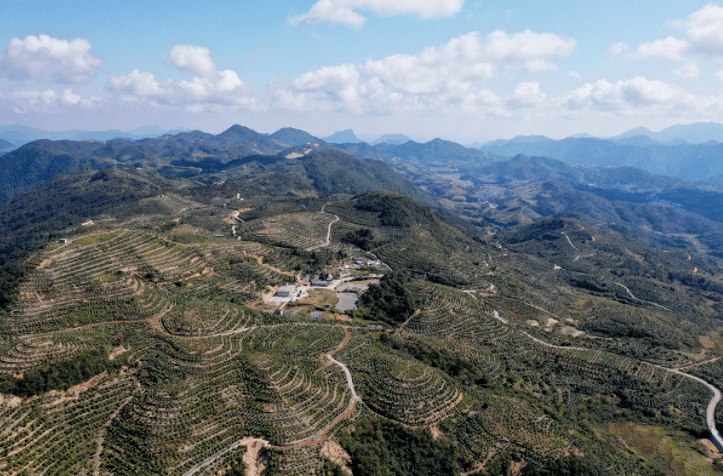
[0,139,723,476]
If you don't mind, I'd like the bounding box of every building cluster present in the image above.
[275,284,307,299]
[354,259,377,266]
[304,274,333,287]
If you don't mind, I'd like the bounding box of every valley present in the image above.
[1,128,723,475]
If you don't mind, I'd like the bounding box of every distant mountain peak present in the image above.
[613,135,660,145]
[371,133,412,146]
[213,124,285,149]
[323,129,362,144]
[219,124,256,135]
[511,134,551,142]
[613,122,723,144]
[479,135,553,149]
[613,127,653,140]
[270,127,323,147]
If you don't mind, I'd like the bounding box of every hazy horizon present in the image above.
[2,1,723,142]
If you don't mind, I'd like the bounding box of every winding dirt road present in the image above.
[181,325,360,475]
[492,309,723,450]
[306,204,340,251]
[615,283,672,312]
[327,326,361,403]
[656,365,723,450]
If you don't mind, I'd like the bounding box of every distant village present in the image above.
[265,258,384,322]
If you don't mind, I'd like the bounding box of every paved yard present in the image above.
[335,293,358,311]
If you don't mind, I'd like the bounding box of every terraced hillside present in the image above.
[0,222,359,475]
[1,177,723,475]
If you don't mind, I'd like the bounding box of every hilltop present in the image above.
[1,168,722,475]
[0,125,429,203]
[0,124,723,475]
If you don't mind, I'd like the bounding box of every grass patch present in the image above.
[595,422,721,476]
[706,331,723,352]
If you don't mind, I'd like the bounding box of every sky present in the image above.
[2,0,723,142]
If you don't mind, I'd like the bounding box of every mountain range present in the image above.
[0,125,491,202]
[479,136,723,180]
[0,124,192,146]
[2,120,723,475]
[323,129,413,145]
[612,121,723,144]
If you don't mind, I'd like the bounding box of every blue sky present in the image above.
[2,0,723,142]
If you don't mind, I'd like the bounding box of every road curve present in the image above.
[306,204,340,251]
[615,283,672,312]
[329,354,361,402]
[656,365,723,450]
[327,326,361,402]
[493,309,723,450]
[182,326,361,474]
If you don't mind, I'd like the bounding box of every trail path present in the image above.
[327,326,361,403]
[615,283,672,311]
[94,394,134,476]
[182,438,270,476]
[181,326,360,475]
[493,308,723,450]
[573,253,595,262]
[306,203,340,251]
[398,309,421,330]
[676,356,723,372]
[245,253,298,279]
[561,232,577,250]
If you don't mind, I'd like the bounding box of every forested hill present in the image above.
[480,135,723,180]
[0,125,424,203]
[0,158,723,474]
[0,139,15,155]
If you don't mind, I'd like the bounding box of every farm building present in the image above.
[275,284,297,298]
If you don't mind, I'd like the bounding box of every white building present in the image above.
[275,284,297,298]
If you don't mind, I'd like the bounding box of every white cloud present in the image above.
[164,45,217,77]
[524,59,557,72]
[569,71,582,79]
[111,70,164,99]
[683,3,723,56]
[274,30,574,114]
[479,30,576,65]
[561,77,696,114]
[0,34,103,83]
[631,36,689,61]
[289,0,465,28]
[606,42,628,57]
[716,70,723,83]
[629,3,723,69]
[110,45,260,112]
[507,82,547,109]
[552,77,723,130]
[674,61,700,79]
[0,88,101,114]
